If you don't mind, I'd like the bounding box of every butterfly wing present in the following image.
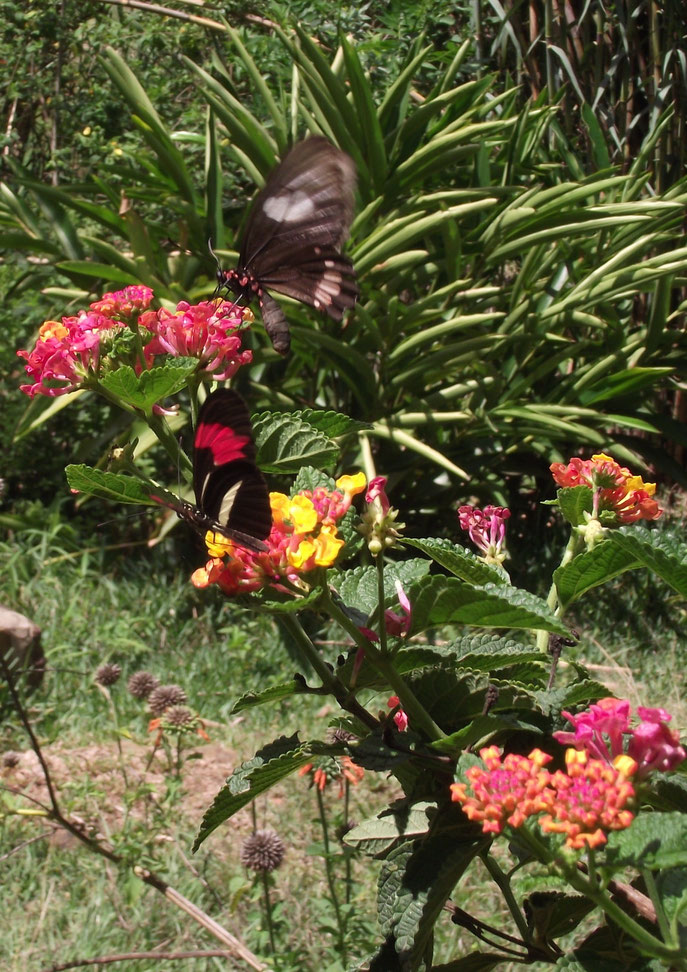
[193,389,272,549]
[234,137,358,353]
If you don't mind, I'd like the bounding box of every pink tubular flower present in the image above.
[17,311,125,397]
[554,699,685,780]
[141,299,253,380]
[384,580,412,636]
[458,505,510,564]
[360,475,405,554]
[366,476,390,513]
[387,696,409,732]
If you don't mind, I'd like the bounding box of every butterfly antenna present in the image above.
[208,237,225,296]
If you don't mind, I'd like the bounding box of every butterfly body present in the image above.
[220,137,358,354]
[152,389,272,553]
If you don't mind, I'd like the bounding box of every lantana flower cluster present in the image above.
[191,473,367,595]
[451,744,637,850]
[451,700,685,850]
[551,452,661,525]
[18,287,253,397]
[458,504,510,564]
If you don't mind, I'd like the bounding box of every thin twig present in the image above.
[0,830,51,861]
[92,0,227,30]
[41,950,248,972]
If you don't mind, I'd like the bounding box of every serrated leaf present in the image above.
[193,733,309,850]
[609,527,687,598]
[378,830,488,963]
[534,680,609,715]
[66,465,154,505]
[402,537,508,586]
[252,411,339,472]
[554,541,642,609]
[99,360,198,410]
[523,891,595,942]
[292,466,335,493]
[331,561,430,617]
[603,812,687,870]
[409,576,570,635]
[243,586,323,614]
[344,801,438,856]
[290,408,369,438]
[656,868,687,946]
[231,678,308,713]
[556,486,594,528]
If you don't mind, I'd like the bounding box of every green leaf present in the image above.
[523,891,595,943]
[291,466,335,493]
[331,561,431,617]
[409,576,571,635]
[252,411,340,473]
[402,537,509,586]
[608,527,687,599]
[554,541,642,609]
[432,954,504,971]
[344,801,437,856]
[656,868,687,947]
[378,829,488,964]
[65,466,153,506]
[231,679,308,714]
[556,486,594,527]
[603,812,687,870]
[193,734,309,850]
[535,680,609,715]
[244,587,323,615]
[99,361,198,411]
[290,408,369,438]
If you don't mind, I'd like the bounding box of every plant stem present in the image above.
[480,851,531,943]
[316,786,346,962]
[536,530,583,652]
[260,871,278,958]
[641,868,675,948]
[343,779,352,905]
[322,587,446,741]
[375,554,389,656]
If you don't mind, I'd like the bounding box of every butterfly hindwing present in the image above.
[223,137,358,355]
[191,389,272,550]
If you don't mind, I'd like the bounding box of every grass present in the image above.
[2,516,686,971]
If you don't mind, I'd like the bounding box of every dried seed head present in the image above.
[163,705,194,728]
[329,727,356,745]
[148,684,187,715]
[240,829,285,873]
[2,751,20,769]
[94,662,122,687]
[127,671,159,700]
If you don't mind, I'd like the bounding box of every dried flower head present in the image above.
[329,728,356,745]
[240,829,286,873]
[163,705,194,729]
[127,671,160,700]
[2,751,20,769]
[148,684,187,715]
[94,662,122,687]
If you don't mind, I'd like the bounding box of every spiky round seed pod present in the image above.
[95,662,122,687]
[163,705,194,728]
[127,671,159,700]
[2,751,20,769]
[148,684,187,715]
[240,829,285,873]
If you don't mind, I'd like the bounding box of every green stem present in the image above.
[536,530,583,653]
[642,868,675,948]
[375,554,389,656]
[147,412,193,474]
[260,871,278,958]
[480,851,531,943]
[516,827,681,963]
[316,786,346,962]
[343,780,352,905]
[278,614,378,731]
[322,588,446,742]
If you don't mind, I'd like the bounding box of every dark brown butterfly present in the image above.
[219,137,358,355]
[151,389,272,552]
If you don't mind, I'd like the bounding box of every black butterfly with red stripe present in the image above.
[219,136,358,355]
[152,389,272,552]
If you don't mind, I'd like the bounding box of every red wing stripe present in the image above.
[195,422,252,465]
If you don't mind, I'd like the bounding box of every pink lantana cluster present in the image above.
[550,453,661,524]
[140,299,253,381]
[17,285,154,397]
[191,474,367,596]
[458,504,510,564]
[553,697,686,779]
[18,287,254,397]
[451,745,637,850]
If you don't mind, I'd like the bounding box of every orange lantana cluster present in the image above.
[450,745,637,850]
[191,473,367,596]
[550,453,661,524]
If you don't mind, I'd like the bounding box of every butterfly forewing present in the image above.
[191,389,272,549]
[224,137,358,355]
